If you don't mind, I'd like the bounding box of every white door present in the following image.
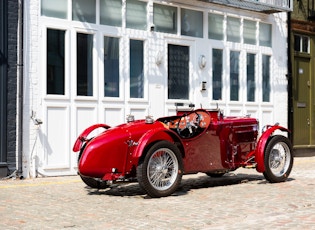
[38,28,154,176]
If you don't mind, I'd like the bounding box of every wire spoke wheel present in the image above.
[137,141,183,198]
[147,148,178,190]
[263,135,293,183]
[268,142,291,177]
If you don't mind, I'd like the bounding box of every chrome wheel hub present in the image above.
[269,142,291,177]
[147,148,178,191]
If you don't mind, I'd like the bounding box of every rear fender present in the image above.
[132,128,183,164]
[73,124,110,152]
[255,125,290,172]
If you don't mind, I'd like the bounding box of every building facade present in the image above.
[0,0,22,178]
[22,0,292,178]
[289,0,315,149]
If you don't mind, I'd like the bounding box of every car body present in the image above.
[73,105,294,197]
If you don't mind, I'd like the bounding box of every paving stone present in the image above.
[0,156,314,229]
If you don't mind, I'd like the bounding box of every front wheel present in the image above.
[137,141,183,198]
[263,135,293,183]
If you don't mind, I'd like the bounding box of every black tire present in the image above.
[137,141,183,198]
[79,175,108,189]
[263,135,293,183]
[78,145,108,189]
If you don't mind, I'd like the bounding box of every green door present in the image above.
[293,57,311,146]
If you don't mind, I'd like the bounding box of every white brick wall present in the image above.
[23,0,40,178]
[22,0,289,177]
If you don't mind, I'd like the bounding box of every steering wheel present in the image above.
[177,112,202,138]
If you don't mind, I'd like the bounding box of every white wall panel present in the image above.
[246,110,258,119]
[45,107,69,169]
[76,107,98,138]
[229,109,242,116]
[104,107,124,126]
[130,108,147,120]
[261,110,273,128]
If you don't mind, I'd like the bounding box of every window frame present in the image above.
[127,37,148,102]
[43,26,70,99]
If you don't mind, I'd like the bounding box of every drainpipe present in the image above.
[287,11,293,142]
[16,0,23,177]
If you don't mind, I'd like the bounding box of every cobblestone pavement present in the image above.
[0,156,315,230]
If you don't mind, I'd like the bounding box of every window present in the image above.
[153,3,177,34]
[262,55,270,102]
[230,51,240,101]
[130,40,144,98]
[126,0,147,30]
[247,53,256,102]
[212,49,223,100]
[77,33,93,96]
[227,17,240,43]
[294,35,310,53]
[100,0,122,27]
[104,37,120,97]
[208,13,224,40]
[72,0,96,23]
[259,23,272,47]
[41,0,68,19]
[181,9,203,38]
[244,20,256,45]
[47,29,65,95]
[168,44,189,99]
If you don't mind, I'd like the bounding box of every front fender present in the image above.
[255,125,290,173]
[132,127,183,164]
[73,124,110,152]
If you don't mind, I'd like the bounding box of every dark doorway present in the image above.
[0,0,8,175]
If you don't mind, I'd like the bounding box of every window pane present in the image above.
[77,33,93,96]
[47,29,65,95]
[294,35,310,53]
[208,13,224,40]
[104,37,119,97]
[130,40,144,98]
[72,0,96,23]
[126,0,147,30]
[259,23,272,47]
[153,3,177,34]
[247,53,256,102]
[168,44,189,99]
[302,36,309,53]
[41,0,68,19]
[227,17,240,42]
[100,0,122,26]
[262,55,270,102]
[212,49,223,100]
[230,51,240,101]
[294,35,301,52]
[181,9,203,38]
[244,20,256,45]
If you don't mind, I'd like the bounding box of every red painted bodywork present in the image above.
[73,108,289,182]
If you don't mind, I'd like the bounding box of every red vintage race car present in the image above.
[73,104,293,198]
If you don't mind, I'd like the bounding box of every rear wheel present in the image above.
[137,141,183,198]
[79,175,108,189]
[78,145,108,189]
[263,135,293,183]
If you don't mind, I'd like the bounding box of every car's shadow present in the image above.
[85,173,293,198]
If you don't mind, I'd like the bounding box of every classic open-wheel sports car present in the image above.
[73,104,294,198]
